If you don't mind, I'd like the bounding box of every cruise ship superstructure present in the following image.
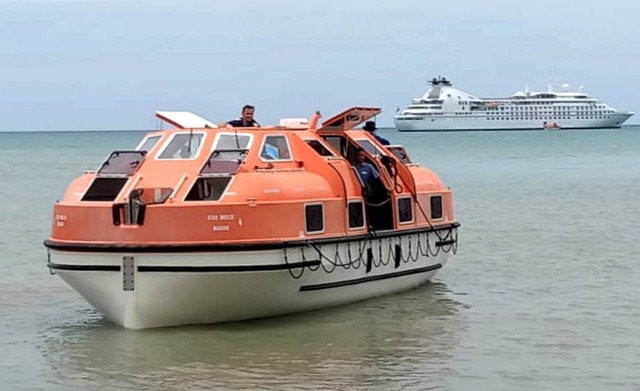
[394,77,634,131]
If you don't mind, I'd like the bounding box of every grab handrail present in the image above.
[169,173,188,201]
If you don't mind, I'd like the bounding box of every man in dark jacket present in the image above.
[363,121,390,145]
[227,105,261,127]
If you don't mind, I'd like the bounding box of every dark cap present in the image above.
[363,121,377,132]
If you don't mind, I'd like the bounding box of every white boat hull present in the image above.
[394,112,634,131]
[48,228,458,329]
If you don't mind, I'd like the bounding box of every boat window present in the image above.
[398,197,413,223]
[97,151,147,176]
[200,149,248,175]
[81,177,128,202]
[356,139,384,156]
[304,139,334,156]
[157,133,205,160]
[305,203,324,233]
[322,134,363,163]
[430,195,443,220]
[136,135,162,152]
[322,135,348,156]
[185,177,233,201]
[348,201,365,229]
[387,146,412,164]
[214,133,252,150]
[260,135,291,161]
[129,187,173,204]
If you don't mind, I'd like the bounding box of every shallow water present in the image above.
[1,126,639,390]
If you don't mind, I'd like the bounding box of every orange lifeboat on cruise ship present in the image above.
[543,121,561,130]
[44,106,459,329]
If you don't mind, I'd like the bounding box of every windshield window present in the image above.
[158,133,205,159]
[97,151,146,176]
[136,135,162,152]
[199,132,253,174]
[214,133,252,150]
[201,149,248,175]
[260,135,291,161]
[357,139,384,156]
[305,139,334,156]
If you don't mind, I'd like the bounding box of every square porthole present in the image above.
[430,195,443,220]
[398,197,413,223]
[348,201,365,229]
[305,204,324,233]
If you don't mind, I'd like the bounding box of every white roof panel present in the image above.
[155,111,217,129]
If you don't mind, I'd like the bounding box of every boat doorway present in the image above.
[321,134,394,231]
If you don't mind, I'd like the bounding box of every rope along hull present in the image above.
[47,227,458,329]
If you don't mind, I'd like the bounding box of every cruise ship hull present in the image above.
[395,76,634,132]
[394,112,634,132]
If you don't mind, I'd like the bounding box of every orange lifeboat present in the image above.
[543,121,561,130]
[44,106,460,329]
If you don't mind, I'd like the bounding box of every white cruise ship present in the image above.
[394,77,634,131]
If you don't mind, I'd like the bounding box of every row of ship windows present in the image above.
[487,115,612,117]
[507,100,593,104]
[491,107,609,111]
[134,132,295,161]
[82,177,445,231]
[305,196,443,233]
[458,101,599,106]
[486,116,612,120]
[411,106,613,113]
[136,132,391,164]
[409,112,612,118]
[401,116,613,121]
[459,106,607,110]
[409,108,608,113]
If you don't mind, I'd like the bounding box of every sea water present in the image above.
[1,126,639,390]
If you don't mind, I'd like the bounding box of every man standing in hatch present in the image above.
[353,147,380,190]
[226,105,261,127]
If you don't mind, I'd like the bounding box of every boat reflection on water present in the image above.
[39,282,468,390]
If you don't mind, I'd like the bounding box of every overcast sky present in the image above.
[1,0,638,131]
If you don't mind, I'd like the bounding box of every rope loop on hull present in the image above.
[283,226,458,279]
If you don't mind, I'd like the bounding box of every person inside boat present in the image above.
[226,105,261,127]
[353,147,393,230]
[353,147,380,191]
[363,121,390,145]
